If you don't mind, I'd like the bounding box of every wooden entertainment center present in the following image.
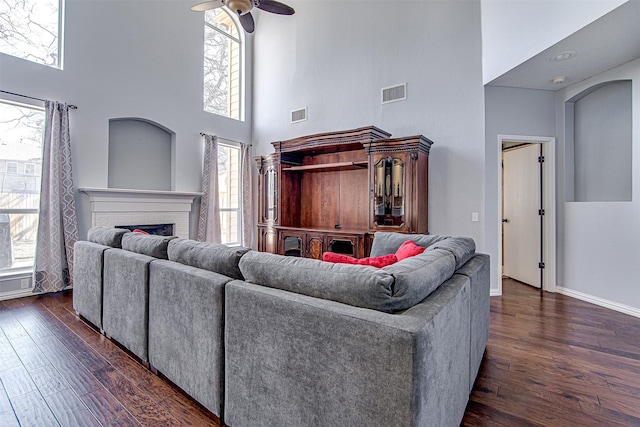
[255,126,433,259]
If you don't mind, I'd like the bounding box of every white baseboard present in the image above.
[490,289,502,296]
[0,288,35,302]
[556,286,640,319]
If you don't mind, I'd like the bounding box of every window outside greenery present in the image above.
[0,0,62,68]
[218,143,241,245]
[204,9,242,120]
[0,101,43,270]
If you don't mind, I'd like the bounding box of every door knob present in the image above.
[502,218,509,223]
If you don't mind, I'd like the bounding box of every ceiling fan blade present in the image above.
[190,0,224,12]
[256,0,295,15]
[239,12,255,33]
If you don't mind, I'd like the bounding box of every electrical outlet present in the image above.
[20,278,30,289]
[471,212,479,222]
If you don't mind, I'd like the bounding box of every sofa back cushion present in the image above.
[370,232,448,257]
[370,232,476,270]
[121,233,177,259]
[167,239,250,280]
[428,237,476,270]
[382,248,456,310]
[87,226,130,248]
[239,249,457,313]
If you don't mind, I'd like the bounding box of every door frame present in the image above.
[497,134,556,294]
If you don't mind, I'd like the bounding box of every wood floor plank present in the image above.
[0,365,39,398]
[44,388,102,427]
[29,366,71,397]
[92,366,184,426]
[0,382,20,427]
[0,335,23,371]
[79,387,140,426]
[10,390,60,427]
[32,335,102,396]
[10,335,53,372]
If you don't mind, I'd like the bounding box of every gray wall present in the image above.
[556,59,640,311]
[0,0,254,239]
[572,81,632,202]
[108,119,172,191]
[484,86,556,293]
[251,0,486,247]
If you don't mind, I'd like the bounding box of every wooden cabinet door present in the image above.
[371,154,408,231]
[306,233,325,260]
[326,234,364,258]
[258,226,278,254]
[279,230,306,257]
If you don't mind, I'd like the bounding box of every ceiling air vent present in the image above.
[381,83,407,104]
[291,107,307,123]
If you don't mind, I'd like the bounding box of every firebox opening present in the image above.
[116,224,174,236]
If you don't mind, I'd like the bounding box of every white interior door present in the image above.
[503,144,541,288]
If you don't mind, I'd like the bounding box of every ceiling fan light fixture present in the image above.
[225,0,253,15]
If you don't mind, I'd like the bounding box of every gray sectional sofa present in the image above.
[73,227,489,426]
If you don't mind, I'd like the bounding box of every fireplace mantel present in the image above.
[79,187,202,238]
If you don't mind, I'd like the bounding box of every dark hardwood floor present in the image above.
[464,278,640,426]
[0,291,218,427]
[0,279,639,426]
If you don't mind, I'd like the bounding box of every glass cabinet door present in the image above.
[373,157,405,227]
[264,167,277,222]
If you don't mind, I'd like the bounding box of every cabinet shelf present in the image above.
[282,161,368,173]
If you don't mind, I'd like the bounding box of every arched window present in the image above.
[204,9,243,121]
[0,0,63,68]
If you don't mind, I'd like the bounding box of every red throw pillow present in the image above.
[132,229,149,234]
[395,240,425,261]
[322,252,358,264]
[357,254,398,268]
[322,252,398,268]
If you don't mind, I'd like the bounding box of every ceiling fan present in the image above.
[191,0,295,34]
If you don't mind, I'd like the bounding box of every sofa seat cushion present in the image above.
[239,249,456,313]
[121,233,177,259]
[87,226,130,248]
[167,239,250,280]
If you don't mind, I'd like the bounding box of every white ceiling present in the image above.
[486,0,640,91]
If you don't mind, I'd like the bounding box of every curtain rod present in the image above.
[200,133,251,146]
[0,90,78,109]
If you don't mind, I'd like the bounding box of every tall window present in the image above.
[0,101,44,271]
[0,0,63,68]
[218,143,241,245]
[204,9,242,121]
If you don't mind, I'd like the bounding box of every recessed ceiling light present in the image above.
[552,76,566,84]
[550,51,576,62]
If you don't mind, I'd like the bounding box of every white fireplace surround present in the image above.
[79,187,201,238]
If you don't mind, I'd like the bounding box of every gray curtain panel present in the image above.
[240,142,252,247]
[34,101,79,293]
[197,134,221,243]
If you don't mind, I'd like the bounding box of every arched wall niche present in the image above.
[564,80,632,202]
[108,118,175,191]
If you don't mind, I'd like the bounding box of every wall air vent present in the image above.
[381,83,407,104]
[291,107,307,123]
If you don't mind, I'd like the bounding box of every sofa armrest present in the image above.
[73,241,110,330]
[224,276,471,427]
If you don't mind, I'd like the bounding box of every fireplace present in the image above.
[79,188,201,238]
